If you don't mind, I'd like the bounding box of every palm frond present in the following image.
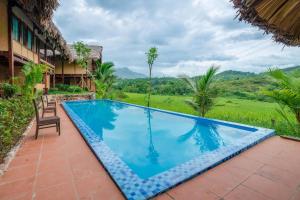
[180,75,197,92]
[184,99,199,111]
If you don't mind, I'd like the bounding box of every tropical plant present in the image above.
[0,83,18,99]
[94,61,116,98]
[21,62,47,97]
[73,41,91,88]
[181,66,219,117]
[264,68,300,134]
[146,47,158,107]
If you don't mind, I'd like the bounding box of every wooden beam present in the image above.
[61,57,65,84]
[7,2,14,83]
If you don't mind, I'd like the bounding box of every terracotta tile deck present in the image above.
[1,106,300,200]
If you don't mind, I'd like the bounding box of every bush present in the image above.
[1,83,18,98]
[0,97,34,162]
[67,85,82,93]
[56,84,69,91]
[55,84,83,93]
[114,90,128,99]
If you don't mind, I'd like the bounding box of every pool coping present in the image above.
[61,99,275,200]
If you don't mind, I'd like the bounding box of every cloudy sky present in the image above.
[54,0,300,77]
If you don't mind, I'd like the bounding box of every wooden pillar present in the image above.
[7,2,14,83]
[52,49,55,88]
[61,56,64,84]
[53,73,55,88]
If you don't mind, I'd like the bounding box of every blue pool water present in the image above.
[63,100,274,199]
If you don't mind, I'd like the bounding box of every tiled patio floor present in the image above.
[0,106,300,200]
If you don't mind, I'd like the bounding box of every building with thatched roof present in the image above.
[55,45,103,91]
[0,0,75,92]
[232,0,300,47]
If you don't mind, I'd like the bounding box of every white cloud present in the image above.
[54,0,300,77]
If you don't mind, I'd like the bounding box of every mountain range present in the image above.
[115,66,300,80]
[115,68,146,79]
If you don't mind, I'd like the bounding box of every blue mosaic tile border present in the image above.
[62,100,275,200]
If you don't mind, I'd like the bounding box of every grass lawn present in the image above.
[119,93,297,136]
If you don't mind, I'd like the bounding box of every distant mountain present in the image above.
[281,65,300,73]
[115,68,147,79]
[215,70,257,81]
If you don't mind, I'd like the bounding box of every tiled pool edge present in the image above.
[60,103,129,199]
[61,100,275,200]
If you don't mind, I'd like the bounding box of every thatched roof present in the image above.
[68,45,103,62]
[14,0,71,59]
[232,0,300,46]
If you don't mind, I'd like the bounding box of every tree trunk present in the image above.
[147,65,152,107]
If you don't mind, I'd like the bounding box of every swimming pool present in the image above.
[62,100,274,200]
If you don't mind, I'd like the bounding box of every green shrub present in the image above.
[1,83,18,98]
[114,90,128,99]
[56,84,69,91]
[0,97,34,162]
[55,84,83,93]
[67,85,82,93]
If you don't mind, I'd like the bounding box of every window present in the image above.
[12,16,19,41]
[22,25,27,46]
[27,30,32,50]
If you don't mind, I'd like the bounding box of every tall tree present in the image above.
[73,42,91,88]
[93,61,116,98]
[181,66,219,117]
[146,47,158,107]
[264,68,300,134]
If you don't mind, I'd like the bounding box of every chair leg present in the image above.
[35,124,39,139]
[56,122,58,132]
[58,122,61,136]
[42,111,44,118]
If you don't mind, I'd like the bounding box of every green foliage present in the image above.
[263,68,300,134]
[73,41,91,70]
[146,47,158,107]
[73,41,92,88]
[50,84,83,94]
[94,61,116,99]
[67,85,83,93]
[22,62,47,97]
[0,97,34,162]
[182,66,219,117]
[0,83,18,98]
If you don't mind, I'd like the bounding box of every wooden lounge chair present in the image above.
[33,99,60,139]
[41,96,56,117]
[45,95,56,107]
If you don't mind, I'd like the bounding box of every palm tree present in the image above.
[93,61,116,98]
[264,68,300,133]
[181,66,219,117]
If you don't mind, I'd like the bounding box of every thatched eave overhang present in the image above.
[11,0,72,60]
[232,0,300,47]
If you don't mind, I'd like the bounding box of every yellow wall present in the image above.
[13,41,39,63]
[55,61,87,75]
[0,0,8,51]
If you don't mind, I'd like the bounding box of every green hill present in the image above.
[115,66,300,101]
